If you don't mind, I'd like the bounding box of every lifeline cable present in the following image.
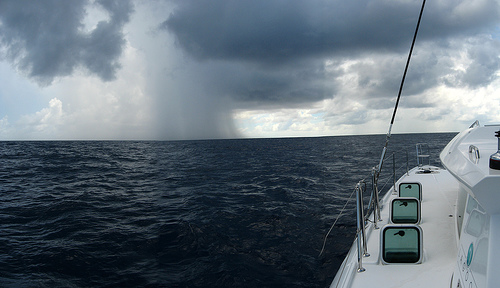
[319,186,357,257]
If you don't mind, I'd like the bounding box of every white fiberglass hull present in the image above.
[330,124,500,288]
[330,165,459,288]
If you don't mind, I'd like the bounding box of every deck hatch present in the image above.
[398,182,421,200]
[390,198,421,224]
[381,225,423,264]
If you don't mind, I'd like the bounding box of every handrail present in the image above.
[469,145,480,164]
[321,146,423,267]
[371,168,381,228]
[352,148,423,272]
[416,143,430,166]
[393,153,397,194]
[469,120,480,128]
[355,181,368,272]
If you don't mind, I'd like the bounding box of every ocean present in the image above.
[0,133,456,287]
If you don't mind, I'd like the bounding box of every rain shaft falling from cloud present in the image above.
[0,0,500,140]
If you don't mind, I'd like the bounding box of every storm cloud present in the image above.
[1,0,500,140]
[162,0,498,63]
[0,0,133,85]
[159,0,500,109]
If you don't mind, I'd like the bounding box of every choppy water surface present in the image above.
[0,133,455,287]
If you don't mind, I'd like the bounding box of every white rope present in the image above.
[319,186,357,257]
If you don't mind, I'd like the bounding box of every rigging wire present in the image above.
[390,0,427,127]
[376,0,426,177]
[319,0,427,257]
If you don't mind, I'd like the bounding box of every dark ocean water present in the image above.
[0,133,456,288]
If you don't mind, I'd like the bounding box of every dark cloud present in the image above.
[452,36,500,88]
[422,0,500,39]
[160,0,415,64]
[161,0,499,65]
[199,60,336,107]
[2,0,498,140]
[0,0,133,85]
[158,0,500,110]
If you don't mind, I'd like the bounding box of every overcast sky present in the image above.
[1,0,499,140]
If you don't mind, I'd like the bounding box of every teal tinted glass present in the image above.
[399,183,421,200]
[383,227,420,263]
[392,199,419,224]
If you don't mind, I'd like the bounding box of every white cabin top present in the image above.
[440,124,500,215]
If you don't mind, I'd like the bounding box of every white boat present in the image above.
[328,0,500,286]
[329,122,500,288]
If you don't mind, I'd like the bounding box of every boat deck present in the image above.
[331,165,460,288]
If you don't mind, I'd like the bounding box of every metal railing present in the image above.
[354,150,412,273]
[469,145,480,164]
[322,142,429,272]
[355,181,369,272]
[416,143,430,166]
